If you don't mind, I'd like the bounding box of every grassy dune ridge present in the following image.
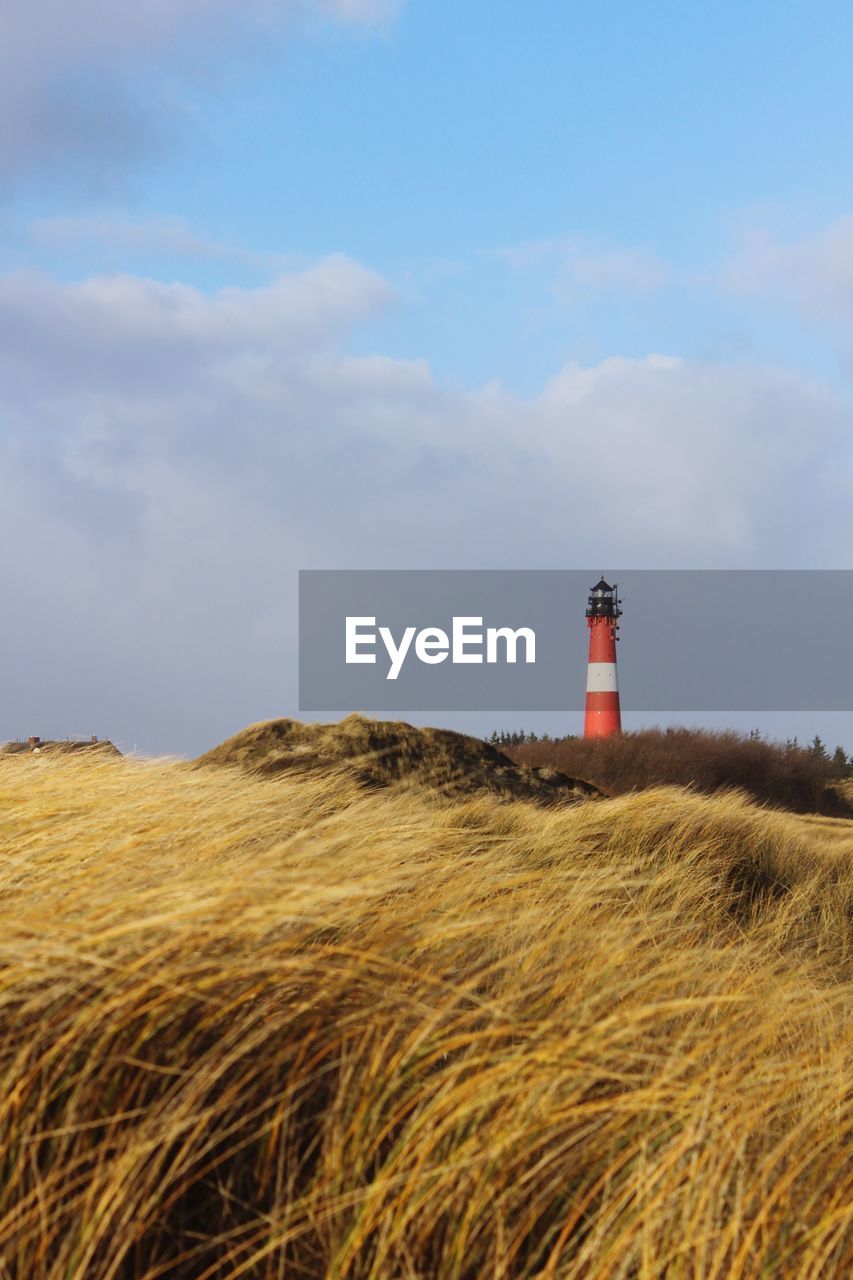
[0,752,850,1278]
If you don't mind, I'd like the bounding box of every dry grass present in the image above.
[0,751,850,1279]
[195,715,601,805]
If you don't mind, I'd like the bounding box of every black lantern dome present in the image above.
[586,577,621,619]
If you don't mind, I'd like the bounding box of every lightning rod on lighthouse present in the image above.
[584,577,622,738]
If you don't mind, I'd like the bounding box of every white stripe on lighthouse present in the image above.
[586,662,618,692]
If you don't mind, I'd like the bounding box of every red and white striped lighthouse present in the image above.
[584,577,622,738]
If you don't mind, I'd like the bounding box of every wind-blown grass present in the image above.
[0,753,849,1278]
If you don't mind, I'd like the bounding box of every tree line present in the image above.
[490,728,853,778]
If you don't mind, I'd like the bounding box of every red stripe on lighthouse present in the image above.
[584,688,621,737]
[583,579,622,738]
[587,625,618,665]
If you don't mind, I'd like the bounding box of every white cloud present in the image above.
[1,263,846,562]
[0,0,402,188]
[557,245,669,295]
[318,0,401,23]
[495,235,671,299]
[722,215,853,331]
[27,214,298,272]
[0,258,850,751]
[0,257,393,402]
[2,1,396,66]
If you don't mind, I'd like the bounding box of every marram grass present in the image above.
[0,754,849,1279]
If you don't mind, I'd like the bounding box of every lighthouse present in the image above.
[584,578,622,737]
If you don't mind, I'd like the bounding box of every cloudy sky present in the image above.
[2,0,852,755]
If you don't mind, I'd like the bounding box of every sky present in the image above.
[1,0,852,756]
